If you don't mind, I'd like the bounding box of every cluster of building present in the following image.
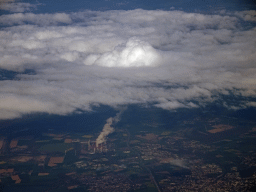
[87,140,108,154]
[73,173,143,192]
[0,121,256,192]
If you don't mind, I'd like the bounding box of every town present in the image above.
[0,116,256,192]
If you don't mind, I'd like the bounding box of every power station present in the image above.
[88,139,107,153]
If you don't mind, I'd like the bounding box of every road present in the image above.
[125,128,161,192]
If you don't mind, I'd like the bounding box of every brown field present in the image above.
[251,127,256,132]
[64,139,72,143]
[155,171,170,175]
[159,158,172,164]
[66,172,76,176]
[48,156,64,167]
[130,140,140,144]
[68,185,79,190]
[17,156,33,162]
[0,140,4,150]
[11,175,21,184]
[0,168,14,174]
[18,145,28,149]
[10,140,18,148]
[38,173,49,176]
[47,134,64,137]
[136,133,158,141]
[48,163,57,167]
[34,155,47,162]
[216,155,223,158]
[208,124,234,134]
[53,137,63,140]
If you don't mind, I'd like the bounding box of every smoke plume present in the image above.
[96,108,126,147]
[96,117,114,147]
[170,159,189,169]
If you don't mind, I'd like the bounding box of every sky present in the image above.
[0,0,256,120]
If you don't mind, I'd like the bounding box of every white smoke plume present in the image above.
[170,159,189,169]
[96,117,114,147]
[96,108,126,147]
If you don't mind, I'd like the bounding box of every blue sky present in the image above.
[0,0,256,120]
[1,0,256,13]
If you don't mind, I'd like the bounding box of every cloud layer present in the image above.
[0,0,38,13]
[0,9,256,119]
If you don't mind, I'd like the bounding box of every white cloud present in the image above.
[0,1,38,13]
[0,9,256,119]
[0,13,72,25]
[235,10,256,22]
[88,37,160,67]
[155,101,186,110]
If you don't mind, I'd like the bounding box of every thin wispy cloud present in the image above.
[0,0,39,13]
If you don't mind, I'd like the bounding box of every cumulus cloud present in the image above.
[85,37,160,67]
[0,9,256,119]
